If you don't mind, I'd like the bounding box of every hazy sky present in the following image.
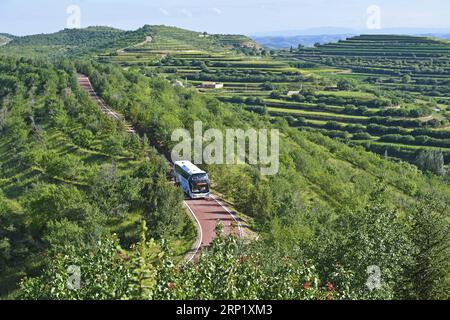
[1,0,450,36]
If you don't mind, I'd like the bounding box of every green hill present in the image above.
[0,25,259,58]
[0,26,145,57]
[130,25,259,52]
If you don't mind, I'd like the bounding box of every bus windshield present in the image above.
[190,174,209,194]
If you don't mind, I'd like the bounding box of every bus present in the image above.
[173,160,210,199]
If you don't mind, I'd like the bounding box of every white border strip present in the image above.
[184,201,203,263]
[210,195,243,239]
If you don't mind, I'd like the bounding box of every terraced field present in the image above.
[284,35,450,160]
[98,29,450,163]
[296,35,450,100]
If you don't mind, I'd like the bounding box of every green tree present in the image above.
[415,150,445,176]
[337,79,356,91]
[0,192,27,272]
[72,129,94,148]
[142,176,186,239]
[24,183,102,244]
[401,74,412,84]
[19,236,133,300]
[126,220,162,299]
[89,163,142,217]
[317,190,411,299]
[38,151,85,180]
[403,195,450,300]
[101,134,124,156]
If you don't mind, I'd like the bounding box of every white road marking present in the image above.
[210,195,244,239]
[184,201,203,263]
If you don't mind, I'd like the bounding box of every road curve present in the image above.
[77,73,242,262]
[184,197,242,262]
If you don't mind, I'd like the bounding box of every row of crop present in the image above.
[268,106,439,128]
[284,91,391,108]
[303,119,448,138]
[296,123,450,153]
[356,141,450,163]
[264,102,440,127]
[379,134,450,149]
[304,50,447,59]
[277,115,447,146]
[379,83,450,98]
[185,71,303,83]
[290,117,449,146]
[364,124,450,139]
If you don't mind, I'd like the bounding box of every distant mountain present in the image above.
[252,27,450,37]
[251,27,358,37]
[251,27,450,49]
[0,33,17,39]
[252,34,354,49]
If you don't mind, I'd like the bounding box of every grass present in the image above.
[268,107,367,119]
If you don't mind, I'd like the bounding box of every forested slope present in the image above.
[0,56,194,296]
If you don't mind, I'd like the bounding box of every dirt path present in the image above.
[117,36,153,54]
[77,73,243,262]
[77,74,135,134]
[418,115,434,122]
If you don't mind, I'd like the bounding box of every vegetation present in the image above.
[0,56,194,297]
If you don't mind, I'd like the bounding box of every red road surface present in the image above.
[77,74,242,262]
[184,197,242,262]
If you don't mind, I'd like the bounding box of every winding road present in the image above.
[184,196,243,262]
[77,73,242,262]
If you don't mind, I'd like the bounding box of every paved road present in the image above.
[77,73,242,263]
[184,196,243,262]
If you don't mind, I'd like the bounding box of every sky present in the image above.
[1,0,450,36]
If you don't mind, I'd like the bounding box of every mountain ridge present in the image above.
[0,25,259,58]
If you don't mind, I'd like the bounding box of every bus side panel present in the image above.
[179,175,192,198]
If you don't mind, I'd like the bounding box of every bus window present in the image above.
[190,173,209,194]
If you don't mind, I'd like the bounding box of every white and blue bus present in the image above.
[173,161,210,199]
